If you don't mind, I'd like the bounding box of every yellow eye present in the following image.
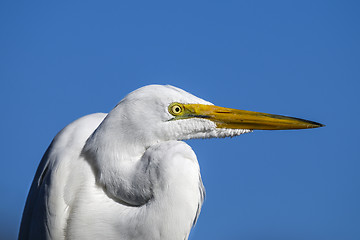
[169,103,183,116]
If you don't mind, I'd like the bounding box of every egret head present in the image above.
[99,85,323,150]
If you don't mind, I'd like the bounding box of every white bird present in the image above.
[18,85,323,240]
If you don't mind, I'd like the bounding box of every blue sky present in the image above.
[1,1,359,239]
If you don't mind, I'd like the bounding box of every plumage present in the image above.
[19,85,323,240]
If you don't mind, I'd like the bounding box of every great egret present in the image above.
[19,85,323,240]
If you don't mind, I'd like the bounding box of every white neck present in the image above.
[83,115,153,206]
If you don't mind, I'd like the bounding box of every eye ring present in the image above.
[169,103,184,116]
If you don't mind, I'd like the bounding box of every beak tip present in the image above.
[310,122,325,128]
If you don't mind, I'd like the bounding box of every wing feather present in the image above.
[18,113,106,240]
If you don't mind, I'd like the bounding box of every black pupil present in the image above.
[174,106,180,113]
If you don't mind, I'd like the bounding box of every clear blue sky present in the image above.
[1,1,359,239]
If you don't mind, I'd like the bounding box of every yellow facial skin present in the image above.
[168,102,324,130]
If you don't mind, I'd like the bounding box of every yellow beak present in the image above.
[182,104,324,130]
